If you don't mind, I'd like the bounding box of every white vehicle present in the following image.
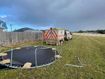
[64,31,72,40]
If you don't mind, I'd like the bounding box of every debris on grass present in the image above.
[65,56,85,68]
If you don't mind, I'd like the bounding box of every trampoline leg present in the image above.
[10,49,13,66]
[35,48,38,67]
[55,50,56,60]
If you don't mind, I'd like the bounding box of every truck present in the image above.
[43,28,72,45]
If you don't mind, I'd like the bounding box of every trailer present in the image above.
[43,28,72,45]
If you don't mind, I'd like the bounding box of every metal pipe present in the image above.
[55,50,56,60]
[35,48,38,67]
[10,49,13,66]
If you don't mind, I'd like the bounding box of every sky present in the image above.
[0,0,105,31]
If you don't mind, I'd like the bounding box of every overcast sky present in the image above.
[0,0,105,31]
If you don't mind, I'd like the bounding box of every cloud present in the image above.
[0,15,7,18]
[0,0,105,30]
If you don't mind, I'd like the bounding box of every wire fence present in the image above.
[0,31,42,46]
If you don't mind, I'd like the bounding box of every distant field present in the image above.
[0,35,105,79]
[73,33,105,37]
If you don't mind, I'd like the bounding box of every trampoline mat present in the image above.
[5,46,57,68]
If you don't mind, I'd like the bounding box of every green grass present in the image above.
[0,35,105,79]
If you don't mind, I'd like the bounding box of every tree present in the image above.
[78,30,84,33]
[0,20,7,29]
[96,30,105,34]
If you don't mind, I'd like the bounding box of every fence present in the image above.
[0,31,42,46]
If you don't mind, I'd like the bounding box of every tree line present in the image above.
[77,30,105,34]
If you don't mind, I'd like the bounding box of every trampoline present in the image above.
[0,46,59,69]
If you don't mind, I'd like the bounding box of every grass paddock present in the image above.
[0,35,105,79]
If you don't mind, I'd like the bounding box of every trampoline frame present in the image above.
[0,46,59,69]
